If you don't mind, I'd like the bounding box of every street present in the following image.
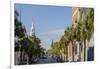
[36,56,57,64]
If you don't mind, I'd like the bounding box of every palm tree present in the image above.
[83,8,94,61]
[59,36,68,62]
[76,8,94,61]
[64,27,75,62]
[74,22,83,61]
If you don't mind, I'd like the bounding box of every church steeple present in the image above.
[30,22,35,36]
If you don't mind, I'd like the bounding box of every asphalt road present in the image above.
[36,56,57,64]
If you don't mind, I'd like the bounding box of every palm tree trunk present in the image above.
[81,41,84,61]
[72,41,74,62]
[85,39,88,61]
[28,55,32,64]
[84,39,86,61]
[79,42,81,61]
[66,47,68,62]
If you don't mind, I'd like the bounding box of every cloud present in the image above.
[39,28,65,36]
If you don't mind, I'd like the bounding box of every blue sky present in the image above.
[15,4,72,50]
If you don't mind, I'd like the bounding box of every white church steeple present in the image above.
[30,22,35,36]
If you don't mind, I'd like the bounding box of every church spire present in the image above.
[30,22,35,36]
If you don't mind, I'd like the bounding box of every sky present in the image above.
[15,3,72,50]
